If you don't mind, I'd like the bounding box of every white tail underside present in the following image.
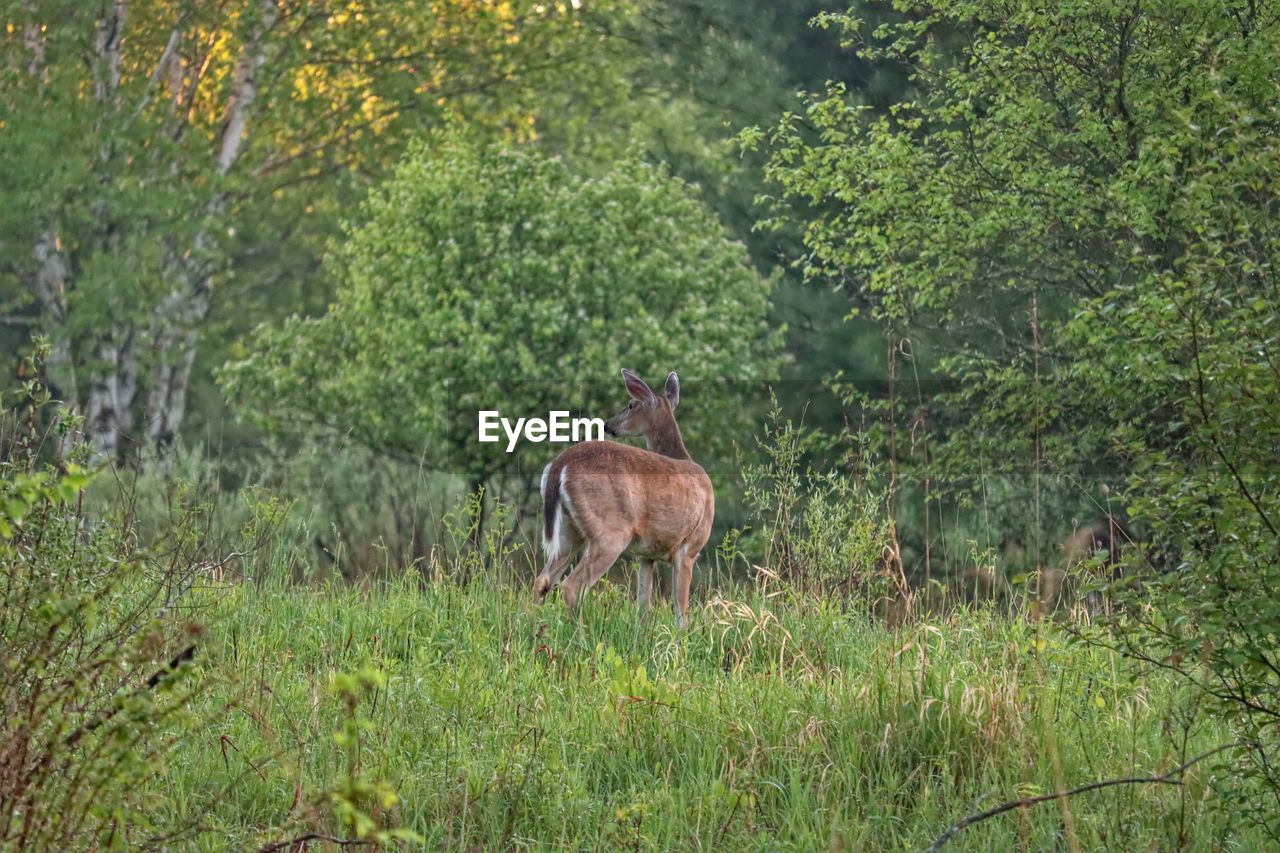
[541,464,574,563]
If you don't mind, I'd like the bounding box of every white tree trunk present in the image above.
[85,333,139,459]
[50,0,139,463]
[144,0,276,456]
[217,1,274,174]
[144,280,208,450]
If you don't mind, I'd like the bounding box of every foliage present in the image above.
[221,134,781,486]
[0,0,639,458]
[323,668,421,847]
[740,405,897,600]
[102,439,468,584]
[755,0,1280,824]
[6,344,1271,847]
[0,354,425,849]
[626,1,912,433]
[0,360,209,848]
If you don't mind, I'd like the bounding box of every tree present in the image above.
[0,0,633,462]
[219,134,781,495]
[756,0,1280,823]
[613,2,912,401]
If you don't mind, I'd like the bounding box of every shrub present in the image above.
[0,355,209,848]
[220,132,782,494]
[741,407,898,601]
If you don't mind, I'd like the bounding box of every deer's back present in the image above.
[551,440,712,555]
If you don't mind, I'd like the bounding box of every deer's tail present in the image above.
[541,460,566,563]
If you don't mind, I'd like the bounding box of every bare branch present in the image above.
[257,833,376,853]
[926,742,1249,852]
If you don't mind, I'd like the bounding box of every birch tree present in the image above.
[1,0,630,461]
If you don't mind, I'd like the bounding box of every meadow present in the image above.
[162,572,1249,850]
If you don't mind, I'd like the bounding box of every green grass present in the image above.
[164,576,1249,850]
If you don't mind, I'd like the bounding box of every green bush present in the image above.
[0,363,208,848]
[740,407,897,601]
[221,132,782,493]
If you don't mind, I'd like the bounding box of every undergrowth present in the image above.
[163,575,1250,850]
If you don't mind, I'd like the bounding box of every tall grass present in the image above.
[161,573,1247,850]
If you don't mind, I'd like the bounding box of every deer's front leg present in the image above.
[674,549,696,630]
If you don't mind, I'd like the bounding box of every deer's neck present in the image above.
[645,417,691,460]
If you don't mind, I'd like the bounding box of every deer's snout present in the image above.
[603,420,618,436]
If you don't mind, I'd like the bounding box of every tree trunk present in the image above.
[85,332,140,460]
[142,0,276,458]
[29,0,134,463]
[145,282,208,451]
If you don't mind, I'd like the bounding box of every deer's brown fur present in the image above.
[533,370,713,627]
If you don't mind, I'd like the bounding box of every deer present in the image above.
[532,369,714,628]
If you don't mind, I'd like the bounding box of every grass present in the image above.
[158,572,1251,851]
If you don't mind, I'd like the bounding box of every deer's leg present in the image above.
[636,560,656,613]
[533,548,575,601]
[560,535,629,611]
[674,549,697,630]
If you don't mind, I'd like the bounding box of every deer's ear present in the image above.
[621,369,655,403]
[664,372,680,409]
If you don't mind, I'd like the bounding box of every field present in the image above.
[162,574,1248,850]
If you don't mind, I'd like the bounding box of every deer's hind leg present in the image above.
[636,560,657,613]
[560,533,630,611]
[533,547,576,601]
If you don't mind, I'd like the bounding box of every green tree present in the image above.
[615,2,911,400]
[756,0,1280,822]
[219,135,781,495]
[0,0,633,461]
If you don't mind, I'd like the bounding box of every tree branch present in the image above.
[257,833,376,853]
[131,22,186,119]
[926,742,1248,852]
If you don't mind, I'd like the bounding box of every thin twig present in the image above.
[64,644,197,747]
[926,742,1247,852]
[257,833,376,852]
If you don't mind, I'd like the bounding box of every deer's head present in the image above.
[604,369,680,439]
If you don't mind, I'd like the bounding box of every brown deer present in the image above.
[1063,517,1125,616]
[532,369,714,628]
